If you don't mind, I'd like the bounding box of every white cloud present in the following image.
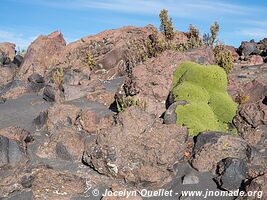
[13,0,266,18]
[238,28,267,39]
[0,30,36,49]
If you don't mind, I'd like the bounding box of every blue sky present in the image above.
[1,0,267,48]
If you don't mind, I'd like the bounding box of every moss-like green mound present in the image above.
[171,61,237,136]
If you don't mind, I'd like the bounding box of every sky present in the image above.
[1,0,267,48]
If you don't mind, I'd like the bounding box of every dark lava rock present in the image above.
[0,136,9,166]
[215,158,247,191]
[28,73,45,84]
[238,41,260,58]
[33,111,48,130]
[163,101,188,124]
[55,142,73,161]
[43,85,55,102]
[0,135,26,168]
[193,131,225,153]
[263,96,267,106]
[12,55,23,67]
[63,68,88,85]
[166,92,175,108]
[28,73,45,92]
[21,175,35,188]
[0,97,6,104]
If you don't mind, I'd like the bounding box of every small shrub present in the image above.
[157,38,168,52]
[159,9,175,41]
[176,43,189,52]
[146,33,167,57]
[213,44,234,74]
[203,21,220,47]
[236,94,250,104]
[86,52,96,69]
[17,47,26,56]
[210,21,220,47]
[52,68,64,86]
[116,96,148,112]
[187,24,202,49]
[166,17,175,41]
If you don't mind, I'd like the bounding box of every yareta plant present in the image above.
[170,61,237,136]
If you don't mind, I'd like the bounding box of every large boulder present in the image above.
[233,80,267,146]
[245,173,266,200]
[35,103,81,133]
[19,31,66,81]
[55,25,156,81]
[83,106,188,187]
[0,66,16,86]
[0,43,18,87]
[214,158,247,191]
[0,42,16,62]
[36,126,84,161]
[34,104,86,160]
[191,132,251,173]
[0,126,33,144]
[0,127,33,168]
[238,41,260,58]
[0,135,27,168]
[28,73,45,92]
[225,45,239,62]
[0,80,28,100]
[75,109,113,133]
[247,145,267,179]
[248,55,264,65]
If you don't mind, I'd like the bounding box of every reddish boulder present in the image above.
[56,25,155,81]
[75,109,113,133]
[245,173,266,200]
[233,80,267,146]
[19,31,66,81]
[83,106,188,187]
[0,80,28,100]
[44,103,81,133]
[191,132,251,173]
[36,126,84,161]
[0,126,33,145]
[0,127,32,169]
[0,67,16,86]
[0,42,16,60]
[86,90,115,106]
[248,55,264,65]
[225,45,239,61]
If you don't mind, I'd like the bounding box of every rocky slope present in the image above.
[0,25,266,200]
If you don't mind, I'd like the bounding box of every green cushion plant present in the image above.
[171,61,237,136]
